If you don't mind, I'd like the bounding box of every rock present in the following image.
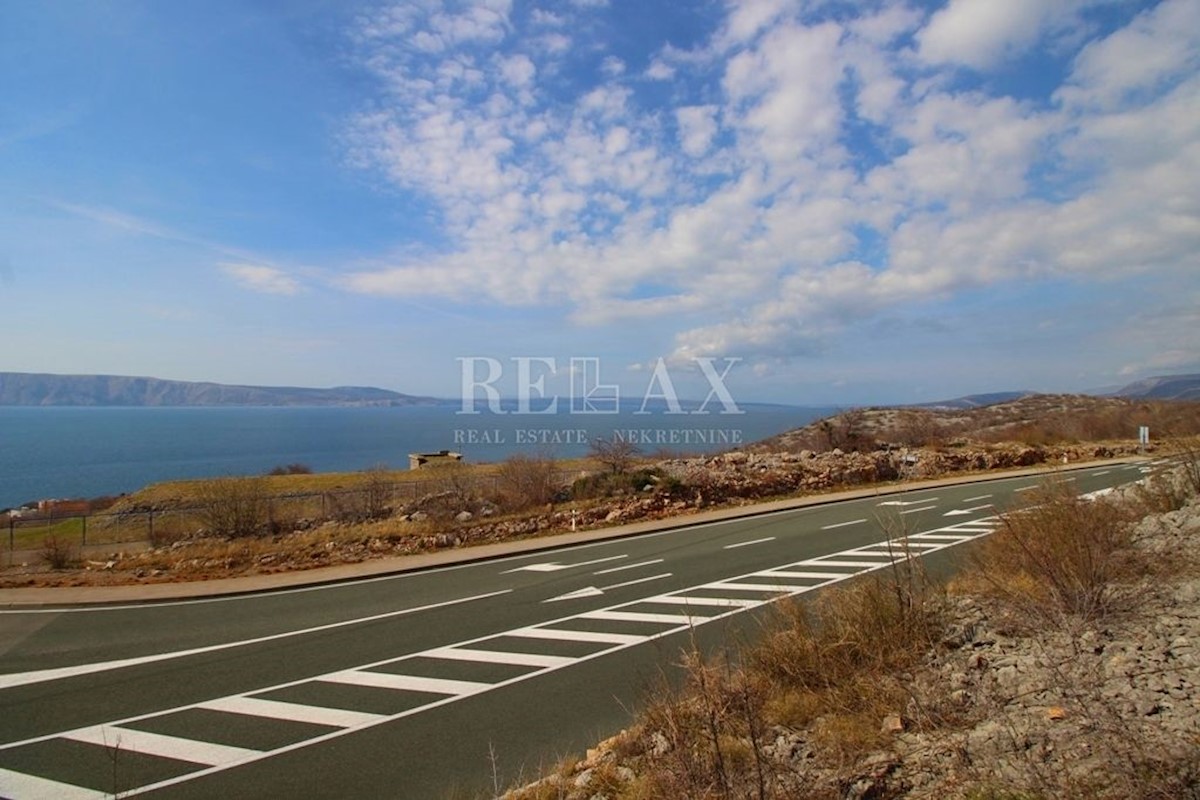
[881,713,904,734]
[454,510,473,522]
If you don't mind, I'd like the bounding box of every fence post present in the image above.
[148,510,155,544]
[82,514,87,547]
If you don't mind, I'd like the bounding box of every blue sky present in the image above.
[2,0,1197,405]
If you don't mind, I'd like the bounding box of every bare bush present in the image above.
[195,476,269,538]
[969,482,1142,622]
[590,436,641,474]
[496,454,559,511]
[40,535,77,569]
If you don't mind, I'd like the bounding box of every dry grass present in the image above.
[964,482,1146,623]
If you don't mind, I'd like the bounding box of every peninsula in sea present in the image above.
[0,372,448,407]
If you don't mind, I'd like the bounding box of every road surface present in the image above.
[0,461,1160,798]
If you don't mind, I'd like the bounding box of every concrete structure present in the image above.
[408,450,464,470]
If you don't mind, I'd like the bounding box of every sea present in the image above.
[0,404,830,509]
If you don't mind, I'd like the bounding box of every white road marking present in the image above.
[592,559,663,575]
[502,555,626,573]
[963,494,992,502]
[799,558,897,567]
[911,533,976,541]
[723,537,775,549]
[544,573,673,602]
[64,726,258,766]
[581,610,707,626]
[647,595,761,608]
[321,671,489,697]
[0,589,512,691]
[0,768,108,800]
[703,582,791,593]
[1092,470,1110,476]
[198,696,385,729]
[851,541,944,552]
[757,570,853,580]
[510,627,645,645]
[423,647,573,669]
[878,497,939,507]
[1014,485,1039,492]
[821,518,866,530]
[899,504,938,515]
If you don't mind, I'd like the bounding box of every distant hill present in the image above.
[1112,373,1200,401]
[0,373,447,407]
[913,391,1032,410]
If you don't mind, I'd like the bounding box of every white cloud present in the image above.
[1057,0,1200,110]
[676,105,719,157]
[221,263,302,295]
[341,0,1200,376]
[916,0,1077,70]
[644,60,675,80]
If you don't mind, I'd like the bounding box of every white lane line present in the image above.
[899,505,938,515]
[963,494,992,502]
[502,555,627,573]
[821,518,867,530]
[1014,485,1039,492]
[0,589,512,691]
[424,647,573,669]
[911,533,975,541]
[963,503,995,512]
[878,497,939,507]
[703,582,791,593]
[544,573,673,603]
[321,671,489,697]
[757,570,853,580]
[799,559,894,567]
[723,537,775,550]
[593,559,664,575]
[64,726,258,766]
[603,573,672,591]
[509,627,645,645]
[0,767,108,800]
[1092,470,1110,476]
[851,542,943,552]
[198,696,385,729]
[582,610,708,626]
[647,595,762,609]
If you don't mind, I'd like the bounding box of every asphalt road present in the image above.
[0,460,1162,799]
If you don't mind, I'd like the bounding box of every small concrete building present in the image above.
[408,450,464,470]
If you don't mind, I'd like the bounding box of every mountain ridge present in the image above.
[0,372,447,407]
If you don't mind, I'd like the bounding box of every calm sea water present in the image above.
[0,405,828,508]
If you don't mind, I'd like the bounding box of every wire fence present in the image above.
[4,469,585,561]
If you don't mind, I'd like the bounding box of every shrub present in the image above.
[40,535,77,569]
[195,476,269,538]
[266,463,313,476]
[968,482,1141,622]
[590,435,641,474]
[495,454,559,511]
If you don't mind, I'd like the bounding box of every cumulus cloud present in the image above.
[340,0,1200,371]
[915,0,1075,70]
[221,263,302,295]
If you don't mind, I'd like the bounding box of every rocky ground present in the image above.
[509,478,1200,799]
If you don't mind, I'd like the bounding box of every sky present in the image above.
[2,0,1198,406]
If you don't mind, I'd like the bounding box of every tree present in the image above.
[590,435,641,474]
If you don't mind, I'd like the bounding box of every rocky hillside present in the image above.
[1115,373,1200,401]
[0,372,443,407]
[758,393,1200,453]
